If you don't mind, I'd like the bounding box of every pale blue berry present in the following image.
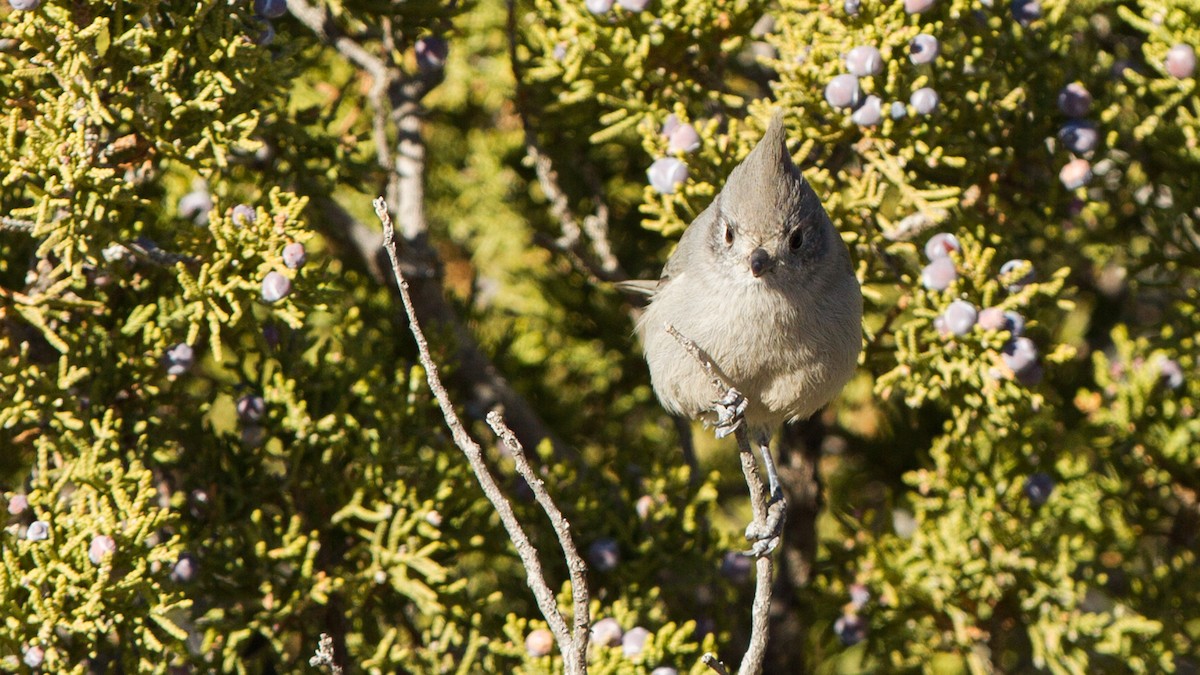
[921,257,957,290]
[852,95,884,126]
[1059,158,1092,189]
[7,493,28,515]
[1058,121,1098,154]
[26,520,49,541]
[1002,336,1039,377]
[825,74,862,110]
[834,614,867,645]
[617,0,650,10]
[904,0,936,13]
[22,645,43,669]
[1023,472,1054,506]
[909,34,939,65]
[178,189,212,225]
[924,232,960,261]
[910,87,939,115]
[282,242,307,269]
[165,343,195,376]
[999,259,1034,291]
[415,36,448,70]
[647,157,688,194]
[232,204,257,226]
[943,300,978,336]
[254,0,287,19]
[667,123,700,153]
[89,534,116,565]
[844,45,883,76]
[1011,0,1041,25]
[1158,357,1184,390]
[1166,44,1196,79]
[10,0,41,10]
[586,0,614,14]
[591,618,623,647]
[651,668,679,675]
[171,554,197,583]
[844,0,860,15]
[587,538,620,571]
[1057,83,1092,118]
[237,394,266,422]
[261,271,292,303]
[525,628,554,657]
[622,626,651,657]
[890,101,907,119]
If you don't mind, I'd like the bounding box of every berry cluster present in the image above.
[647,115,701,195]
[824,28,943,126]
[921,232,1042,385]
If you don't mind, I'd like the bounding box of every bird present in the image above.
[619,112,863,552]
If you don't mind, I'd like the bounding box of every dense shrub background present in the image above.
[0,0,1196,672]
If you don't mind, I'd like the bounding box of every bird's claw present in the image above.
[713,388,747,439]
[742,495,786,558]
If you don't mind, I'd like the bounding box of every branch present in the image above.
[505,0,625,283]
[287,0,389,81]
[664,324,775,675]
[487,411,590,668]
[376,198,585,674]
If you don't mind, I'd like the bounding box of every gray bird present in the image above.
[620,113,862,549]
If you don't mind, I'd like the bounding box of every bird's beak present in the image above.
[749,248,774,277]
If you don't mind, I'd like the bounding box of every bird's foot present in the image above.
[742,494,786,557]
[713,388,747,439]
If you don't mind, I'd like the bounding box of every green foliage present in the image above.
[1,0,1197,672]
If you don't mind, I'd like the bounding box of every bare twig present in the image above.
[505,0,626,283]
[309,633,344,675]
[702,653,731,675]
[664,324,776,675]
[487,411,590,668]
[377,198,584,675]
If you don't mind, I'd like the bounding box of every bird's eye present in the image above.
[723,220,735,246]
[788,227,804,251]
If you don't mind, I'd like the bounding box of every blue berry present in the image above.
[7,493,27,515]
[844,0,861,15]
[1158,358,1184,390]
[844,45,883,76]
[25,520,49,541]
[825,74,862,110]
[1058,158,1092,189]
[237,394,266,422]
[232,204,257,226]
[647,157,688,194]
[651,668,679,675]
[282,242,307,269]
[890,101,908,119]
[921,257,957,291]
[178,188,213,225]
[622,626,651,657]
[255,19,276,46]
[909,34,940,65]
[910,87,940,115]
[851,95,883,126]
[22,645,44,668]
[1002,336,1039,377]
[9,0,41,9]
[255,0,287,19]
[849,583,870,609]
[525,628,554,657]
[586,0,614,13]
[904,0,936,13]
[943,300,978,336]
[1058,121,1098,154]
[552,41,568,61]
[978,307,1025,336]
[1057,83,1092,118]
[592,618,623,647]
[667,122,700,153]
[1023,472,1055,506]
[415,36,448,70]
[89,534,116,565]
[171,554,197,583]
[587,537,620,571]
[261,271,292,303]
[834,614,867,645]
[617,0,650,10]
[1011,0,1041,25]
[999,259,1034,291]
[660,114,681,138]
[165,343,195,376]
[924,232,961,261]
[1166,44,1196,79]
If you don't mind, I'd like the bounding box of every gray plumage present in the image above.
[625,113,863,435]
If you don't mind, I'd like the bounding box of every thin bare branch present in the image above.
[287,0,389,81]
[505,0,625,283]
[487,411,590,668]
[702,653,731,675]
[376,198,584,675]
[664,324,776,675]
